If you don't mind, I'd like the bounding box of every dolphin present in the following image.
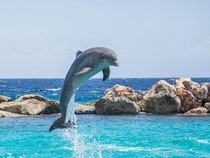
[49,47,119,131]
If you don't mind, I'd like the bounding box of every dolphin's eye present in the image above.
[102,56,106,59]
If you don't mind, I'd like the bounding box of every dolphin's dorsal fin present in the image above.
[102,67,110,81]
[76,50,83,58]
[76,67,92,76]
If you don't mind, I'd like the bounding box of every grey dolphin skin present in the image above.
[49,47,119,131]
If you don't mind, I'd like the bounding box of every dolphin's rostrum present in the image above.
[49,47,119,131]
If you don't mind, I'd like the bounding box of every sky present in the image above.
[0,0,210,78]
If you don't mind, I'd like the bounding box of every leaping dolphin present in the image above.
[49,47,119,131]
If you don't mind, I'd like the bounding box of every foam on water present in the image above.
[46,88,61,91]
[191,137,209,145]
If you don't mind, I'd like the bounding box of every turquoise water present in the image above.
[0,115,210,157]
[1,78,210,157]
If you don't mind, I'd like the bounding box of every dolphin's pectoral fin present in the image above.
[102,67,110,81]
[76,67,92,76]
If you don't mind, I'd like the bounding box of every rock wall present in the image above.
[1,78,210,117]
[95,78,210,115]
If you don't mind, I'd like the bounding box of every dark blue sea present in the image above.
[0,78,210,158]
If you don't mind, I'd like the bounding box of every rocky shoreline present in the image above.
[0,78,210,117]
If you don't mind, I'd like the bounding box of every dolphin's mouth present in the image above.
[113,60,119,66]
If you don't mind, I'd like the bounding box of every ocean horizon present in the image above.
[1,78,210,157]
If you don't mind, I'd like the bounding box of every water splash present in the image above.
[58,94,104,158]
[61,128,85,158]
[66,94,77,126]
[59,94,86,157]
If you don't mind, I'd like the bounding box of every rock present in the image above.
[136,100,146,112]
[123,92,144,102]
[15,94,48,102]
[20,99,47,115]
[183,81,208,100]
[202,83,210,102]
[105,84,135,96]
[75,103,95,114]
[147,80,177,94]
[95,84,141,115]
[0,99,47,115]
[0,110,24,117]
[174,78,192,89]
[144,80,181,114]
[175,78,208,100]
[144,93,181,114]
[0,94,60,115]
[106,84,145,110]
[205,83,210,95]
[197,84,208,100]
[184,107,208,115]
[42,100,60,114]
[16,94,60,114]
[174,78,203,113]
[0,95,12,103]
[204,102,210,112]
[95,96,140,115]
[0,102,17,113]
[176,88,201,113]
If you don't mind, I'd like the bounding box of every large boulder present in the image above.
[0,95,12,103]
[16,94,60,114]
[174,78,202,113]
[105,84,145,111]
[95,96,140,115]
[176,88,201,113]
[95,85,141,115]
[0,99,47,115]
[144,80,181,114]
[175,78,208,100]
[184,107,208,115]
[0,94,60,116]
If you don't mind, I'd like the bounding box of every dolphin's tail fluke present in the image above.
[49,117,76,132]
